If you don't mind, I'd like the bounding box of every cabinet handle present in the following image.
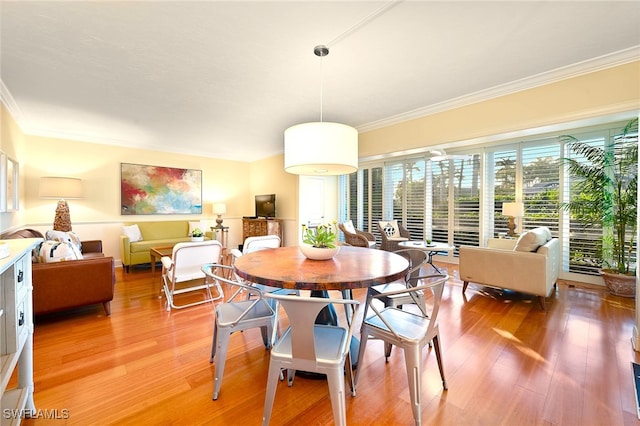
[17,270,24,283]
[18,311,24,326]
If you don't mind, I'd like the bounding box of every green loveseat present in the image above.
[120,221,210,272]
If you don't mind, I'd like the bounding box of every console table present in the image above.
[242,218,283,242]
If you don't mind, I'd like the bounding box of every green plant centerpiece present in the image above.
[300,221,340,260]
[190,228,204,239]
[561,118,638,297]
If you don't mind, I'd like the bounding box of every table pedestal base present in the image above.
[295,290,359,379]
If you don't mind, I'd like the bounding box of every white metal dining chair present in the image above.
[366,248,429,356]
[161,240,223,311]
[230,235,284,293]
[355,274,449,426]
[202,263,276,401]
[261,293,360,426]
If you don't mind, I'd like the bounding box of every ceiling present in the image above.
[1,1,639,163]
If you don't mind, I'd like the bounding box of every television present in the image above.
[255,194,276,218]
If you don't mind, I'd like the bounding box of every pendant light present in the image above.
[284,45,358,175]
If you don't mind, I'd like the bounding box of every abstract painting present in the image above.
[121,163,202,215]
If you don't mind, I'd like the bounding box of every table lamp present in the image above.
[39,177,83,231]
[501,202,524,237]
[213,203,227,229]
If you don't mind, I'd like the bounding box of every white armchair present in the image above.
[459,230,560,310]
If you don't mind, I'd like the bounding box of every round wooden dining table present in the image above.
[233,245,409,293]
[234,245,409,374]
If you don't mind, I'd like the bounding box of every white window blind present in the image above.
[522,143,560,235]
[452,155,481,250]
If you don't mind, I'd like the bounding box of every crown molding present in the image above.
[0,79,26,127]
[357,46,640,133]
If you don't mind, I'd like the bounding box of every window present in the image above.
[341,120,633,281]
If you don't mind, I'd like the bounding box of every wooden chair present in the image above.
[338,220,376,248]
[377,220,410,251]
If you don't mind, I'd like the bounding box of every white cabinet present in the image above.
[0,238,41,425]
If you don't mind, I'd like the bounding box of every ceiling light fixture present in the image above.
[284,45,358,176]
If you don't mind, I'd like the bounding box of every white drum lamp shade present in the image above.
[284,122,358,175]
[39,177,84,232]
[39,177,84,199]
[501,202,524,218]
[502,202,524,237]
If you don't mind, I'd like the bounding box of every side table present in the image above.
[211,226,229,248]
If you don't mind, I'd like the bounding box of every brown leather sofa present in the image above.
[4,229,116,316]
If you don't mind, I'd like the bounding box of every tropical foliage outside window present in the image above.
[339,120,636,278]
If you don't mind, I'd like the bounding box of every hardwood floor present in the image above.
[22,262,639,425]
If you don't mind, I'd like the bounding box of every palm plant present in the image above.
[560,118,638,276]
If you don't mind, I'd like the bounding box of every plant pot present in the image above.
[600,269,636,298]
[191,236,205,242]
[299,244,340,260]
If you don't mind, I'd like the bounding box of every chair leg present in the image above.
[403,345,423,426]
[354,328,370,387]
[462,281,469,294]
[262,361,282,426]
[384,342,393,361]
[326,367,347,426]
[341,289,353,326]
[432,334,447,390]
[260,324,273,349]
[345,351,355,397]
[210,322,219,363]
[212,328,231,400]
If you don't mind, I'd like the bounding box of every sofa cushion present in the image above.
[45,230,82,251]
[122,224,143,242]
[133,221,190,240]
[514,227,552,252]
[189,221,207,236]
[129,237,193,253]
[342,220,357,234]
[38,240,83,263]
[379,220,401,238]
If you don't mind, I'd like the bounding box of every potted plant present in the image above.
[560,118,638,297]
[300,221,340,260]
[190,228,205,242]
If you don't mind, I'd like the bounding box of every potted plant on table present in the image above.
[561,118,638,297]
[190,228,205,242]
[300,221,340,260]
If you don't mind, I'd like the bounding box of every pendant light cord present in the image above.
[326,0,400,48]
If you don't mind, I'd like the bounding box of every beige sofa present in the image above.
[459,231,560,310]
[120,220,210,272]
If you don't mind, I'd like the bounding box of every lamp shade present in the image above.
[284,122,358,175]
[213,203,227,215]
[39,177,83,199]
[502,202,524,217]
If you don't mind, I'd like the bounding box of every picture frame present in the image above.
[0,151,6,213]
[5,157,19,211]
[120,163,202,215]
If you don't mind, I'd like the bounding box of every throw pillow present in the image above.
[38,241,83,263]
[514,227,551,252]
[189,221,207,236]
[379,220,400,238]
[45,230,82,252]
[342,220,356,234]
[122,224,143,242]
